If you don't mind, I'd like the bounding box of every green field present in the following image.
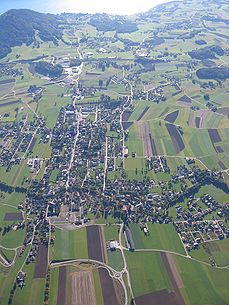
[204,239,229,267]
[51,228,88,260]
[104,225,119,241]
[129,223,186,255]
[13,263,46,305]
[125,251,172,297]
[175,255,229,305]
[107,250,124,271]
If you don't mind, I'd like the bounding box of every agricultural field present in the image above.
[125,251,172,297]
[129,223,186,255]
[49,264,124,305]
[51,228,88,261]
[175,255,229,305]
[0,0,229,304]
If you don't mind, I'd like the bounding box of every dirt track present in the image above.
[161,252,185,305]
[71,271,96,305]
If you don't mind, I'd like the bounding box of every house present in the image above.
[109,240,118,251]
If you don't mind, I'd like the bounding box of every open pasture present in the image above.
[129,223,185,255]
[51,228,88,261]
[125,251,172,297]
[204,239,229,267]
[174,255,229,305]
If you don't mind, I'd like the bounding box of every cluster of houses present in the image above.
[174,192,229,251]
[133,86,166,103]
[148,156,170,173]
[177,218,228,252]
[0,63,23,78]
[0,115,50,171]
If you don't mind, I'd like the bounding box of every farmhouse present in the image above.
[109,241,118,251]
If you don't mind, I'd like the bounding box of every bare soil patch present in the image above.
[0,79,15,85]
[166,123,185,153]
[71,271,96,305]
[28,137,37,152]
[122,110,132,121]
[215,146,224,153]
[135,289,178,305]
[4,212,23,221]
[165,110,179,123]
[57,266,66,305]
[195,117,201,128]
[208,129,221,143]
[149,134,157,156]
[137,106,150,121]
[188,110,195,127]
[178,95,191,104]
[0,100,21,108]
[139,122,153,157]
[99,268,119,305]
[87,225,105,262]
[161,252,185,305]
[122,121,133,130]
[163,252,183,289]
[34,244,48,278]
[216,107,229,116]
[218,161,227,170]
[114,278,125,305]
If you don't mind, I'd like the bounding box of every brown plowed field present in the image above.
[0,100,21,108]
[4,212,23,221]
[99,268,118,305]
[135,289,178,305]
[28,137,37,152]
[165,110,179,123]
[87,225,105,262]
[122,121,133,130]
[188,110,195,127]
[178,95,191,104]
[215,146,224,153]
[161,252,185,305]
[114,278,125,305]
[34,244,48,278]
[0,79,15,85]
[217,107,229,116]
[166,123,185,153]
[195,117,201,128]
[218,161,227,170]
[139,122,153,157]
[57,266,66,305]
[149,134,157,156]
[137,106,149,121]
[208,129,221,143]
[122,110,132,121]
[71,271,96,305]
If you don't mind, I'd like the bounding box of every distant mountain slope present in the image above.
[89,14,138,33]
[0,9,62,59]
